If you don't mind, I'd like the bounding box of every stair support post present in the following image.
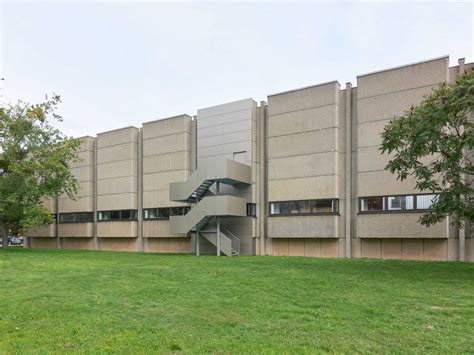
[196,229,200,256]
[216,182,221,256]
[216,217,221,256]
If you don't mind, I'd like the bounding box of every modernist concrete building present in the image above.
[26,55,474,261]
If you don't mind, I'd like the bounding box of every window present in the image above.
[59,212,94,223]
[387,196,414,211]
[247,203,256,217]
[360,197,384,211]
[359,194,437,213]
[416,194,437,210]
[269,199,338,216]
[143,207,190,220]
[98,210,138,221]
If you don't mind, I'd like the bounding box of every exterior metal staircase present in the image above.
[170,159,251,203]
[169,159,251,256]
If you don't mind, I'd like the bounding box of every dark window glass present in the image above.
[360,197,384,212]
[143,207,190,220]
[269,199,338,216]
[359,194,437,213]
[247,203,256,217]
[98,210,137,221]
[59,212,94,223]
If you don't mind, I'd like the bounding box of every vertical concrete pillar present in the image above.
[458,58,466,261]
[55,197,60,249]
[191,117,197,171]
[345,83,352,258]
[216,182,221,256]
[138,129,144,252]
[257,101,267,256]
[93,139,98,251]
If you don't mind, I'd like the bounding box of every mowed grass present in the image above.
[0,249,473,353]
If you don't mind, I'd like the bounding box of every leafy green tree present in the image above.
[0,95,80,247]
[381,69,474,227]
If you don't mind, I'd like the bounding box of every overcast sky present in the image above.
[1,0,473,137]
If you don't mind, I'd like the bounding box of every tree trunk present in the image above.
[0,220,7,249]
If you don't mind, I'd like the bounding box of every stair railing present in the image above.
[221,226,240,256]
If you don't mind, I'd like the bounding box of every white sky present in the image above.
[1,0,473,137]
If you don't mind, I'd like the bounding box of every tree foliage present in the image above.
[380,69,474,227]
[0,95,80,237]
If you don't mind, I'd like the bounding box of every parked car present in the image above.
[8,236,23,246]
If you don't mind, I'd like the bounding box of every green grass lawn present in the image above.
[0,248,473,353]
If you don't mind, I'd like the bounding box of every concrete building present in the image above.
[26,55,474,261]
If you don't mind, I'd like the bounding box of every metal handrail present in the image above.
[221,226,240,255]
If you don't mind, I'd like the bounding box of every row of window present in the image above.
[98,210,138,221]
[270,199,338,216]
[48,195,437,224]
[144,207,190,220]
[359,194,437,212]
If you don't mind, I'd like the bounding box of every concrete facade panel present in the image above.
[361,239,381,259]
[63,238,94,250]
[268,216,338,238]
[97,193,137,211]
[98,176,137,195]
[143,133,190,157]
[59,197,94,213]
[98,238,138,252]
[320,239,339,258]
[268,175,337,201]
[268,152,337,180]
[97,143,137,164]
[145,237,191,253]
[142,116,191,140]
[58,223,94,238]
[358,170,418,196]
[424,239,448,261]
[268,105,336,137]
[381,239,402,259]
[143,152,190,174]
[143,171,190,191]
[267,129,337,159]
[97,221,138,238]
[97,127,138,148]
[357,214,446,239]
[401,239,424,260]
[143,220,186,238]
[357,57,448,99]
[267,82,339,116]
[357,85,436,123]
[97,160,137,180]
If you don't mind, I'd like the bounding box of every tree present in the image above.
[380,69,474,228]
[0,95,80,247]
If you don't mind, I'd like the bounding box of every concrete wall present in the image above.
[142,116,192,243]
[354,57,453,259]
[266,82,343,255]
[96,127,138,249]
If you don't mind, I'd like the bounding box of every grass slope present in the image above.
[0,248,473,353]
